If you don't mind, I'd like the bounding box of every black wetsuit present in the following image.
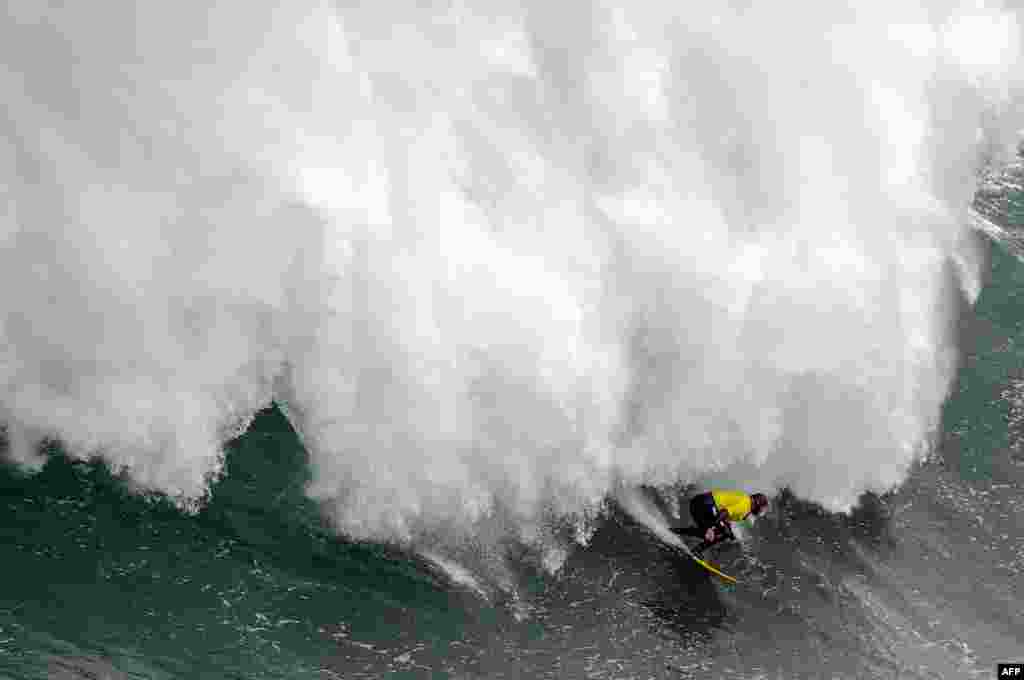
[671,492,734,552]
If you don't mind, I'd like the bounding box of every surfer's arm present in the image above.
[714,510,736,541]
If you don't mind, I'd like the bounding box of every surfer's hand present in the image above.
[704,527,716,542]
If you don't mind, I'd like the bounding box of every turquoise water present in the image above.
[944,242,1024,480]
[0,408,496,679]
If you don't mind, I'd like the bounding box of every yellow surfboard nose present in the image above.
[691,555,738,584]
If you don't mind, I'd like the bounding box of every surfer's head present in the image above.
[751,493,769,515]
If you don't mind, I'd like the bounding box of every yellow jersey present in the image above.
[711,490,753,522]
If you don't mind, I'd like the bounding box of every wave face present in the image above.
[2,1,1023,550]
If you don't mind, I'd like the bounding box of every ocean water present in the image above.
[2,1,1024,678]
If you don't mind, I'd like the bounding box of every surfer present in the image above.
[671,490,769,555]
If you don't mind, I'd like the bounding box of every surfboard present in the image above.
[669,531,738,584]
[690,553,738,584]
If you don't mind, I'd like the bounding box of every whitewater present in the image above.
[1,1,1024,678]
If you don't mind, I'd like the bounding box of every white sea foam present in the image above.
[420,552,490,601]
[1,1,1022,539]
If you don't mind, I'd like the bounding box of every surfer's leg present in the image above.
[693,523,729,554]
[695,531,727,555]
[689,493,718,528]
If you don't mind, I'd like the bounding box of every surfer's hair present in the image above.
[751,493,769,514]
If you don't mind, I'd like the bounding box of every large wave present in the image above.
[2,0,1022,543]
